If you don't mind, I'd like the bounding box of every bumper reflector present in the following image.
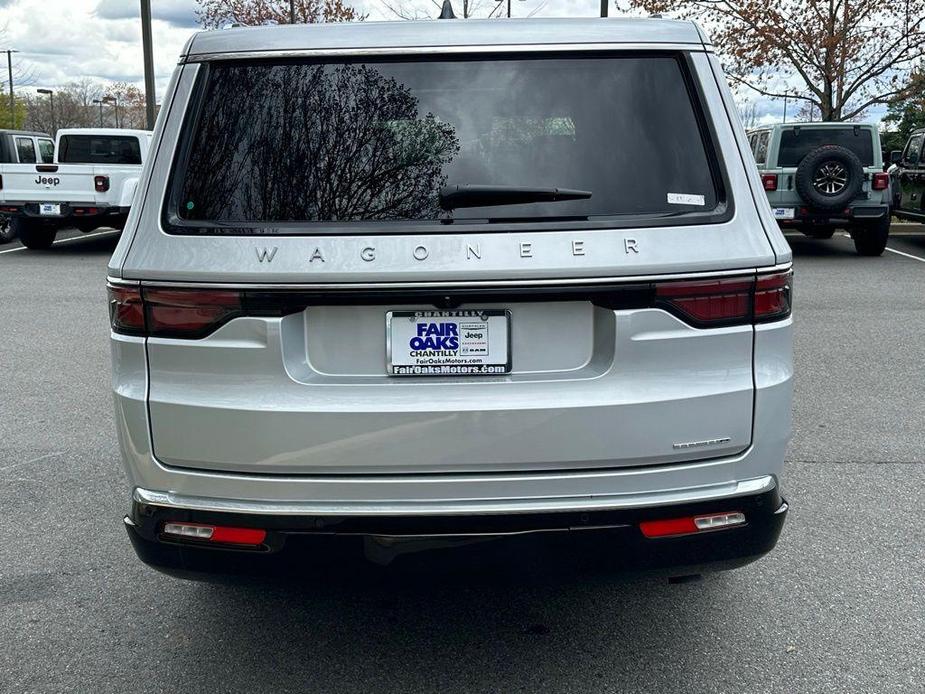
[162,522,266,546]
[640,512,746,538]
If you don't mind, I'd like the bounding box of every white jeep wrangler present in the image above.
[0,128,151,249]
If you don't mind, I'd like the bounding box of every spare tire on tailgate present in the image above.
[795,144,863,211]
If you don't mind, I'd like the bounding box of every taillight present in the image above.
[108,270,793,339]
[754,270,792,321]
[656,277,753,325]
[94,175,110,192]
[144,288,242,338]
[872,172,890,190]
[108,284,243,338]
[761,173,778,191]
[654,270,792,327]
[108,285,145,334]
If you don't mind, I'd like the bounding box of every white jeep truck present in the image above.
[0,128,151,249]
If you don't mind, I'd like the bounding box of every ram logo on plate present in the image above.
[387,310,511,376]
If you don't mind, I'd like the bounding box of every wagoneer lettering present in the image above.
[108,17,792,579]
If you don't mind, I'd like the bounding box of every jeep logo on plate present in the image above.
[35,176,61,187]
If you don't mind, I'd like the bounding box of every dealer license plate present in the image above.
[387,310,511,376]
[772,207,795,220]
[39,203,61,216]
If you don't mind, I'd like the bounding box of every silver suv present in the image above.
[747,122,891,255]
[108,17,793,579]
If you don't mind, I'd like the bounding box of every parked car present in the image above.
[0,128,151,249]
[109,17,793,580]
[747,122,891,255]
[888,128,925,223]
[0,129,55,243]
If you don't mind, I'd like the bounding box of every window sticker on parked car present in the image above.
[667,193,705,206]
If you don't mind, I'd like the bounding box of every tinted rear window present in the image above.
[172,55,724,231]
[778,128,874,167]
[59,135,142,164]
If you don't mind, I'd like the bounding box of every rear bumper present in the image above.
[0,203,123,220]
[775,203,888,227]
[125,480,788,580]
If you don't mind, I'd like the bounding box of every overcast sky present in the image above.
[0,0,882,124]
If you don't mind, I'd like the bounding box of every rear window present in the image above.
[170,55,726,232]
[777,128,874,167]
[58,135,142,164]
[38,138,54,163]
[15,137,36,163]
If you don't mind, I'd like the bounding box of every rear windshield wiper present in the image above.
[439,184,592,211]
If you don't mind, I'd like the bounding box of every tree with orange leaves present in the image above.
[622,0,925,121]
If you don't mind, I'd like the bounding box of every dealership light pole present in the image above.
[92,98,104,126]
[601,0,608,17]
[5,49,18,128]
[37,88,55,134]
[290,0,296,23]
[140,0,156,129]
[103,95,119,128]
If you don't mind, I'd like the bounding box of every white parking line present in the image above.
[0,229,120,255]
[885,247,925,264]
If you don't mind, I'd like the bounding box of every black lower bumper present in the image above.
[776,204,888,227]
[125,486,788,582]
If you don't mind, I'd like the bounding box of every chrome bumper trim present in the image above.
[133,475,775,517]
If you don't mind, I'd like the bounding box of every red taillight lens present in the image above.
[144,288,243,338]
[94,175,110,192]
[108,285,145,334]
[656,277,753,324]
[872,172,890,190]
[754,270,792,322]
[761,173,778,191]
[108,284,243,338]
[655,270,792,327]
[162,522,266,546]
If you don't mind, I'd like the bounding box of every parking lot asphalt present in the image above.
[1,229,923,694]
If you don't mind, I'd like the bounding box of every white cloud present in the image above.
[0,0,199,98]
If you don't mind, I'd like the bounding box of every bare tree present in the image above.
[196,0,364,28]
[621,0,925,121]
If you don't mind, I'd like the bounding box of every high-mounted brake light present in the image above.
[871,172,890,191]
[162,522,266,546]
[640,512,746,538]
[761,173,778,191]
[94,175,110,193]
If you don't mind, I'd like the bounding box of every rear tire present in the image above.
[852,216,890,256]
[13,217,57,250]
[0,215,15,244]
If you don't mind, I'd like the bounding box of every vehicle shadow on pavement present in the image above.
[162,537,740,692]
[785,234,860,258]
[5,232,121,256]
[43,233,121,255]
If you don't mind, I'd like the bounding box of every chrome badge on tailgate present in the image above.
[387,310,511,376]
